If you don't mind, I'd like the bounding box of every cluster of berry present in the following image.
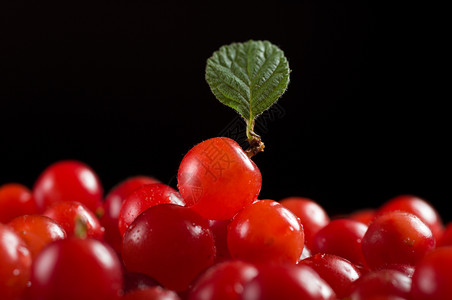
[1,137,451,300]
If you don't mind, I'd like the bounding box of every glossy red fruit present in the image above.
[227,200,304,264]
[377,194,444,241]
[43,201,104,239]
[118,183,184,236]
[188,260,258,300]
[362,211,435,270]
[29,237,123,300]
[177,137,262,220]
[411,246,452,300]
[101,176,160,252]
[8,215,66,258]
[0,224,32,300]
[241,264,336,300]
[33,160,103,213]
[348,269,411,300]
[0,183,38,223]
[280,197,330,248]
[312,219,368,267]
[122,204,215,292]
[298,253,361,298]
[121,287,181,300]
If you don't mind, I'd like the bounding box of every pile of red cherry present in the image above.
[1,137,451,300]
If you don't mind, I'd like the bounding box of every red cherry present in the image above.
[312,218,368,267]
[241,264,336,300]
[178,137,262,220]
[280,197,329,249]
[298,253,361,298]
[362,211,435,270]
[348,269,411,300]
[33,160,103,213]
[0,223,32,300]
[29,237,123,300]
[227,199,304,264]
[122,204,216,292]
[377,194,444,241]
[8,214,66,258]
[188,260,258,300]
[44,201,105,239]
[0,183,38,223]
[118,183,184,236]
[411,246,452,300]
[101,176,160,252]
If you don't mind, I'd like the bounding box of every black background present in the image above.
[1,2,449,221]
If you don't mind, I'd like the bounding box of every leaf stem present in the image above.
[245,120,265,158]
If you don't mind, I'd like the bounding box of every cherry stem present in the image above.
[74,216,88,239]
[245,120,265,158]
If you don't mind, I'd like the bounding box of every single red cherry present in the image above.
[8,214,66,258]
[29,237,123,300]
[227,199,304,264]
[33,160,103,213]
[348,269,412,300]
[298,253,361,298]
[241,264,336,300]
[362,211,435,270]
[188,259,258,300]
[312,218,368,267]
[43,201,105,239]
[177,137,262,220]
[118,183,184,236]
[0,183,38,223]
[0,223,32,300]
[411,246,452,300]
[122,204,216,292]
[280,197,329,248]
[101,176,160,252]
[376,194,444,241]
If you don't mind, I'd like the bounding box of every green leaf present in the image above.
[205,40,290,126]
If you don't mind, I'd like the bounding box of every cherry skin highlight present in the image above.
[177,137,262,220]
